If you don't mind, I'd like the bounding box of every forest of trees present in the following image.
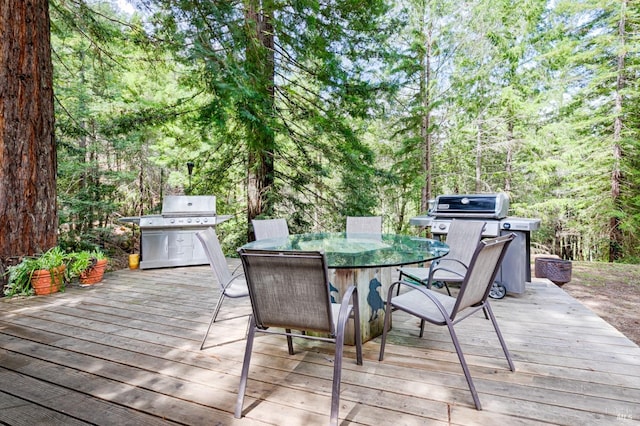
[1,0,638,268]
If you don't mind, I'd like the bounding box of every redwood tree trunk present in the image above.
[608,0,627,262]
[0,0,57,266]
[420,19,433,213]
[244,0,275,236]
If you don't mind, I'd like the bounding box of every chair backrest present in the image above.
[239,249,335,334]
[440,220,486,274]
[452,233,515,316]
[196,227,233,288]
[252,218,290,240]
[346,216,382,234]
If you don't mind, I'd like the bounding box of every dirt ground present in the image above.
[543,261,640,346]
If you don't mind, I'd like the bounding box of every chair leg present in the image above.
[484,303,516,372]
[352,297,363,366]
[447,321,482,410]
[200,292,226,350]
[331,316,347,426]
[396,271,404,295]
[443,282,452,296]
[285,329,294,355]
[332,303,362,426]
[378,285,395,361]
[419,319,426,338]
[235,316,257,419]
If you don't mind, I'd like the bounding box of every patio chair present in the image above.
[195,227,249,350]
[346,216,382,234]
[378,233,516,410]
[398,219,485,296]
[236,249,363,426]
[252,218,290,240]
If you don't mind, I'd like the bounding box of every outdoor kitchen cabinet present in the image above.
[122,195,232,270]
[140,229,209,269]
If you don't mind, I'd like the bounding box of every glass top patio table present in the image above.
[240,232,449,269]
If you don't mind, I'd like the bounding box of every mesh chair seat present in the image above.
[223,278,249,298]
[390,289,457,323]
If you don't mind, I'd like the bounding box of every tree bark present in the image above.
[244,0,275,236]
[475,120,482,192]
[420,14,433,213]
[609,0,627,262]
[0,0,57,265]
[505,120,514,193]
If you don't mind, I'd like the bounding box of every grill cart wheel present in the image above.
[489,281,507,299]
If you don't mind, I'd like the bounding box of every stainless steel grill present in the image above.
[139,195,218,229]
[410,193,541,297]
[430,192,509,219]
[121,195,231,269]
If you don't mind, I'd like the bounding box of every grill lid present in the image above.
[431,193,509,219]
[161,195,216,217]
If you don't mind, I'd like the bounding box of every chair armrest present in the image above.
[337,285,358,324]
[401,283,452,320]
[336,285,363,365]
[428,259,468,284]
[231,263,244,275]
[221,272,245,291]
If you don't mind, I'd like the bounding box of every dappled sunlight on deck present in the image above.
[1,263,639,425]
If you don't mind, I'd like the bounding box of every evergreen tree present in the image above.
[0,0,57,270]
[138,0,395,238]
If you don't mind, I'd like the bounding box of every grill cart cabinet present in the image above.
[498,228,533,294]
[140,229,212,270]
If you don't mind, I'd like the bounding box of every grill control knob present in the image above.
[187,218,192,223]
[503,222,511,230]
[438,223,446,230]
[170,219,175,224]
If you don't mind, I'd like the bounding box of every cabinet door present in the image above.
[192,233,207,261]
[168,231,193,260]
[142,231,168,261]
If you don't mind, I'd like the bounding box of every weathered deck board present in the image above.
[1,264,639,425]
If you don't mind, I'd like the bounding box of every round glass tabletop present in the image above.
[240,232,449,269]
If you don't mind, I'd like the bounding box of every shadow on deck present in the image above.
[1,262,639,425]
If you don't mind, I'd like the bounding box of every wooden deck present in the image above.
[1,261,639,425]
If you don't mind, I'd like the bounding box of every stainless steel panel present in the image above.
[498,230,530,295]
[140,231,168,268]
[431,219,500,237]
[161,195,216,216]
[139,215,163,228]
[500,217,541,232]
[409,215,434,227]
[141,228,208,269]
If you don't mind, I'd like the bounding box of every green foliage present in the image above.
[67,249,107,278]
[4,247,68,297]
[42,0,640,265]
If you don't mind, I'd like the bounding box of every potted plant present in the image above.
[69,249,108,286]
[4,247,68,297]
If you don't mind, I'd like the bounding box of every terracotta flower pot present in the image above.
[80,259,108,285]
[31,265,66,295]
